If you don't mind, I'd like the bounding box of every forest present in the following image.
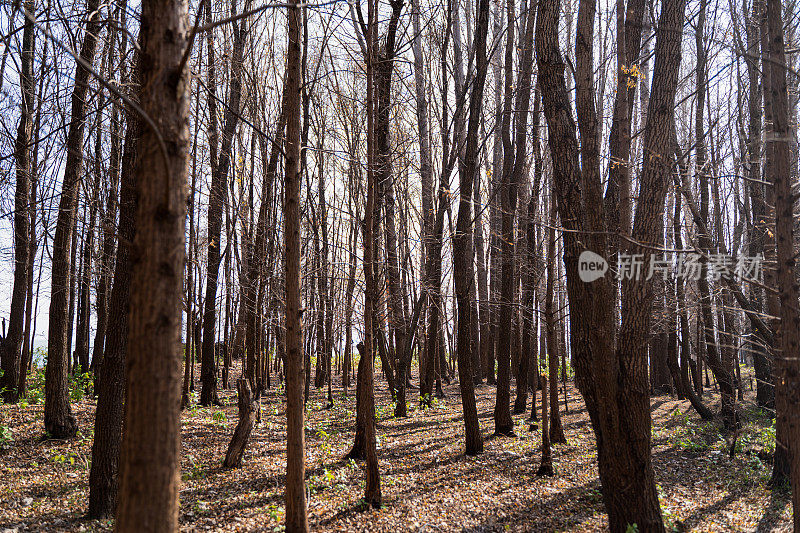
[0,0,799,530]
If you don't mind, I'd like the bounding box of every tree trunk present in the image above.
[115,0,189,526]
[692,0,736,428]
[45,0,103,439]
[670,172,713,419]
[345,343,368,460]
[342,194,358,394]
[200,0,250,406]
[487,2,503,386]
[545,192,566,444]
[359,0,383,506]
[91,76,122,375]
[75,132,99,374]
[536,372,554,476]
[283,0,310,527]
[0,0,35,403]
[223,378,261,468]
[744,0,772,409]
[88,113,140,519]
[453,0,490,456]
[535,0,686,523]
[764,0,799,509]
[494,0,517,433]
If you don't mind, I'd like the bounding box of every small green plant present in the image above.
[0,425,13,446]
[183,460,206,481]
[419,393,439,409]
[51,452,72,466]
[69,372,93,402]
[375,403,394,421]
[212,411,227,424]
[49,449,89,470]
[740,419,776,455]
[189,396,207,416]
[24,368,46,404]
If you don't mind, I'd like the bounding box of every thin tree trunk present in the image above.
[1,0,35,403]
[45,0,103,438]
[744,0,772,409]
[200,0,250,406]
[283,0,310,527]
[359,0,383,506]
[536,370,554,476]
[223,378,260,468]
[693,0,736,427]
[545,191,566,444]
[453,0,490,456]
[494,0,517,437]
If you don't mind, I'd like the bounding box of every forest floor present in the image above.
[0,365,794,532]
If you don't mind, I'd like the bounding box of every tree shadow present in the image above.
[756,486,791,532]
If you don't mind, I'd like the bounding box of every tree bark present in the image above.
[744,0,773,409]
[200,0,250,406]
[669,164,713,420]
[360,0,382,505]
[453,0,490,456]
[693,0,737,428]
[536,372,554,476]
[45,0,103,438]
[535,0,686,523]
[223,378,260,468]
[88,113,140,519]
[545,191,567,444]
[115,0,189,526]
[1,0,35,403]
[494,0,517,436]
[764,0,799,508]
[283,0,310,527]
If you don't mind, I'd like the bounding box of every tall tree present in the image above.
[200,0,250,406]
[693,0,737,428]
[501,0,537,423]
[743,0,772,409]
[283,0,310,527]
[453,0,490,455]
[545,192,567,444]
[114,0,190,527]
[44,0,103,438]
[360,0,383,506]
[764,0,800,512]
[0,0,35,403]
[88,110,140,520]
[536,0,688,522]
[91,1,126,374]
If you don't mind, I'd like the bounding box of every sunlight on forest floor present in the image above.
[0,365,793,532]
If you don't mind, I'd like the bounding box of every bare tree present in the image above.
[764,0,800,514]
[283,0,310,527]
[44,0,103,439]
[453,0,490,455]
[0,0,35,403]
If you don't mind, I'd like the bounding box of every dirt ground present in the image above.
[0,367,793,532]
